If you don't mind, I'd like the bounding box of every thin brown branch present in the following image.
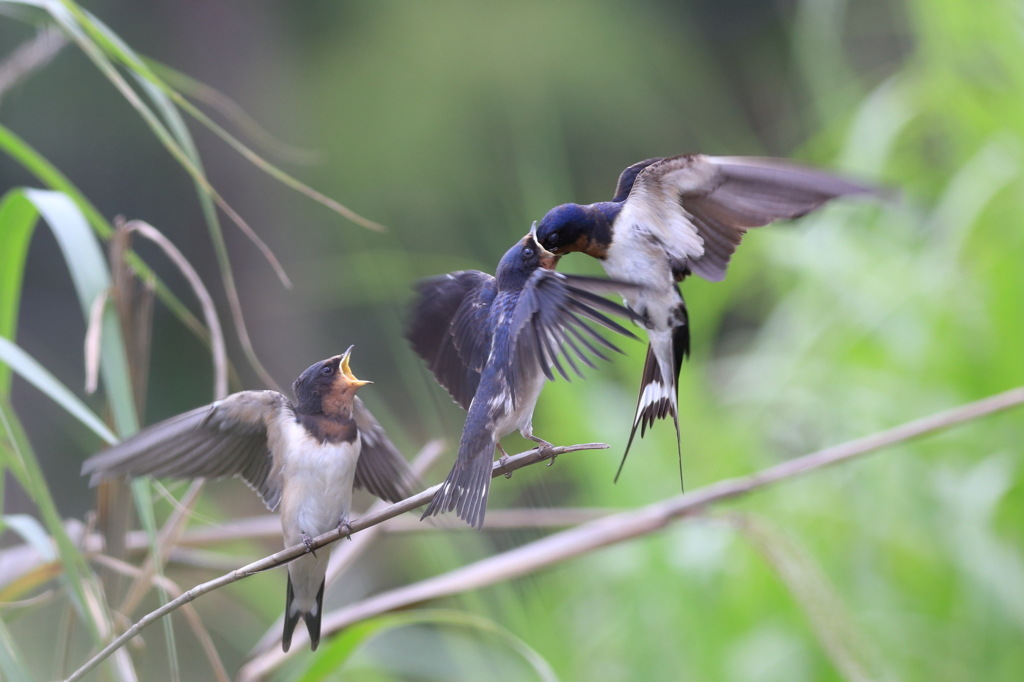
[0,25,66,105]
[68,384,1024,682]
[118,480,205,616]
[174,507,615,550]
[92,554,230,682]
[237,386,1024,677]
[83,288,108,394]
[384,507,615,532]
[121,220,228,400]
[64,441,605,682]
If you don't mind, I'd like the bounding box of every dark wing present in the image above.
[405,270,497,410]
[621,154,876,282]
[81,390,289,511]
[612,157,664,202]
[507,270,645,399]
[352,397,420,503]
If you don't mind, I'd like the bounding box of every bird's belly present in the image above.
[494,372,545,438]
[279,429,361,545]
[604,241,677,333]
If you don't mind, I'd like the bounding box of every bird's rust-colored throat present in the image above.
[321,349,371,418]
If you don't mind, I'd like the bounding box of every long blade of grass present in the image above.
[0,401,108,646]
[38,2,287,391]
[69,8,384,232]
[43,2,292,286]
[0,189,37,397]
[21,188,136,434]
[298,609,559,682]
[0,187,140,678]
[0,122,213,349]
[0,612,32,682]
[0,338,116,444]
[39,4,285,389]
[144,58,325,166]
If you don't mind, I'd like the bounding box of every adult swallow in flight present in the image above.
[406,229,646,529]
[533,155,874,480]
[82,348,417,652]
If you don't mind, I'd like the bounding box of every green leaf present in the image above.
[0,613,32,682]
[2,513,56,562]
[0,122,215,350]
[0,189,37,397]
[0,337,117,444]
[299,609,559,682]
[19,189,137,436]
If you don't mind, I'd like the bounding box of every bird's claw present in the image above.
[528,436,556,463]
[301,532,317,558]
[499,453,512,478]
[338,517,353,541]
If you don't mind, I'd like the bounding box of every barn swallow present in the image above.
[406,229,646,529]
[533,155,875,480]
[81,348,417,652]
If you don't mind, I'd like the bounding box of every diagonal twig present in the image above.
[237,386,1024,678]
[92,554,230,682]
[64,441,608,682]
[69,384,1024,681]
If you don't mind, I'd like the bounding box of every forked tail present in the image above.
[282,575,325,652]
[615,320,689,488]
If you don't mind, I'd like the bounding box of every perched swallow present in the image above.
[533,155,874,479]
[406,230,645,529]
[82,348,417,652]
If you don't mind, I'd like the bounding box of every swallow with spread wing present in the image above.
[82,348,417,652]
[533,154,875,480]
[406,229,646,529]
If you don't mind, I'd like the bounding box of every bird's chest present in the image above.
[278,420,361,540]
[604,231,677,325]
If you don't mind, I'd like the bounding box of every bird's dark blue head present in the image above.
[495,232,557,291]
[292,347,371,415]
[535,202,618,260]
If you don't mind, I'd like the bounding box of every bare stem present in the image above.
[64,441,608,682]
[237,386,1024,678]
[68,384,1024,681]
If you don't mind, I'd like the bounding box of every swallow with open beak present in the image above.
[533,154,876,481]
[81,348,417,652]
[405,229,646,529]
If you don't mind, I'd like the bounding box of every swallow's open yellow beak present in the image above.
[339,346,372,387]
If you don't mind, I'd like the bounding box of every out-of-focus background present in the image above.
[2,0,1023,680]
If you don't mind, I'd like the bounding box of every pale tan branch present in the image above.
[237,386,1024,678]
[92,554,230,682]
[120,220,228,400]
[68,384,1024,682]
[118,480,205,616]
[64,441,607,682]
[0,26,66,104]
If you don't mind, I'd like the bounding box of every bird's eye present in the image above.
[320,365,334,376]
[549,231,559,243]
[523,247,534,258]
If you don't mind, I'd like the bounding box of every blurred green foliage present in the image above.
[1,0,1023,680]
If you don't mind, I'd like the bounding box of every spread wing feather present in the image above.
[81,390,288,511]
[508,271,644,399]
[626,154,876,282]
[352,397,420,503]
[405,271,497,410]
